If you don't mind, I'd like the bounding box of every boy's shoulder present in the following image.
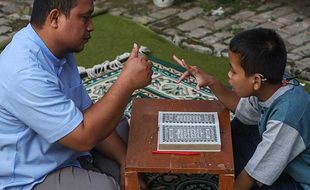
[269,85,310,128]
[275,85,310,108]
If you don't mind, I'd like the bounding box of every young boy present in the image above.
[173,28,309,190]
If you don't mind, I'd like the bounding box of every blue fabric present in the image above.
[231,118,304,190]
[0,24,92,190]
[235,85,310,188]
[257,86,310,186]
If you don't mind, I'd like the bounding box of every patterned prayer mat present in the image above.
[82,55,217,119]
[81,54,219,189]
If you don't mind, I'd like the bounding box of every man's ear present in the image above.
[47,9,61,28]
[253,73,262,91]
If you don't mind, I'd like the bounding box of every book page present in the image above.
[157,111,221,152]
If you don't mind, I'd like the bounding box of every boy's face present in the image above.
[227,50,255,97]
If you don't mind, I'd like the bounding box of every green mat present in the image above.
[81,54,219,189]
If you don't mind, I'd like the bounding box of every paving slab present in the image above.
[177,7,204,20]
[177,18,207,31]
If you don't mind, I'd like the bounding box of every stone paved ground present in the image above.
[0,0,309,81]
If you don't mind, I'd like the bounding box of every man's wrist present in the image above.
[114,75,135,94]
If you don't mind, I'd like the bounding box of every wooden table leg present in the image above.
[125,171,140,190]
[219,174,234,190]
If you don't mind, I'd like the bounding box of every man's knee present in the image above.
[33,167,120,190]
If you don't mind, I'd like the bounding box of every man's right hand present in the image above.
[119,43,153,90]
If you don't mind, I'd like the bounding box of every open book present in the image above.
[157,111,221,152]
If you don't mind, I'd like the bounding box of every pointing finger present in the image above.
[177,71,190,83]
[196,84,201,91]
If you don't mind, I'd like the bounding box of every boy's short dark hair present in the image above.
[229,28,287,84]
[30,0,79,28]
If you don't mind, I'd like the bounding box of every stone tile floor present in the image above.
[0,0,309,81]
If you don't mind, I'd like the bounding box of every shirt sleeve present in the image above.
[5,67,83,143]
[245,120,306,185]
[80,84,92,111]
[235,96,260,125]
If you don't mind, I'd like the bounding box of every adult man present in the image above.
[0,0,152,189]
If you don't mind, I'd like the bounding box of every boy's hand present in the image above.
[173,55,215,90]
[120,43,153,91]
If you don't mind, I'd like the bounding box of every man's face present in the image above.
[227,50,255,97]
[57,0,94,53]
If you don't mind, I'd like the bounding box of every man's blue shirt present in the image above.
[0,24,92,189]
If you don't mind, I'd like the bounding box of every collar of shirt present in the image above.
[258,85,293,108]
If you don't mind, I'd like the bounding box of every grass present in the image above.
[303,81,310,93]
[76,14,230,85]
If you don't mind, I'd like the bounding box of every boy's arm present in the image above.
[234,169,257,190]
[207,77,240,112]
[173,55,240,112]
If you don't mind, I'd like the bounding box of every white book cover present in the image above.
[157,111,221,152]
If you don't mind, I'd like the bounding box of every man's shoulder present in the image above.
[0,28,46,91]
[1,28,41,64]
[12,28,41,54]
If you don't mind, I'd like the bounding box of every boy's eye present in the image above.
[228,63,235,73]
[82,15,91,20]
[227,62,232,68]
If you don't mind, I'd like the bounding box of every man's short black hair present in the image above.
[30,0,79,28]
[229,28,287,84]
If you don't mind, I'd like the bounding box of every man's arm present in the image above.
[95,131,126,168]
[95,131,126,189]
[58,44,153,152]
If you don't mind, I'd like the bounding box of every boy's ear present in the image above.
[253,73,262,90]
[47,9,61,28]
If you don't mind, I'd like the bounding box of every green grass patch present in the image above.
[76,14,230,84]
[303,82,310,92]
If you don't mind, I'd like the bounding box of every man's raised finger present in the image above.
[128,43,139,60]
